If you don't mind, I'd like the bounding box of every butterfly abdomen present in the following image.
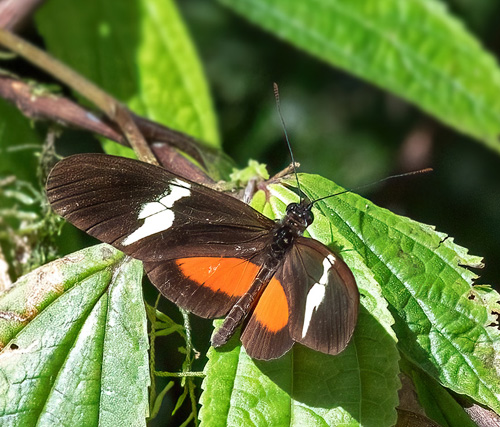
[211,262,279,348]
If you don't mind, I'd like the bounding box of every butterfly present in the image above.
[46,153,359,360]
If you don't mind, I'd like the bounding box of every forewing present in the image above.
[47,154,274,262]
[277,237,359,355]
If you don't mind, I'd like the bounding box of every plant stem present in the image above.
[0,27,157,164]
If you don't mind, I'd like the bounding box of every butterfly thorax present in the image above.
[270,200,314,257]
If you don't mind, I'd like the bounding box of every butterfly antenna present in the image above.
[310,168,433,206]
[273,83,302,199]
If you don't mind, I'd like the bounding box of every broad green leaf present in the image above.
[201,309,399,427]
[98,254,149,426]
[0,244,149,426]
[219,0,500,153]
[36,0,219,151]
[200,179,401,427]
[0,244,122,346]
[288,174,500,413]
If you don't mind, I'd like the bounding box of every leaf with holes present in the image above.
[292,174,500,412]
[201,172,499,425]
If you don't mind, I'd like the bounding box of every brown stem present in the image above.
[0,75,123,142]
[0,74,215,184]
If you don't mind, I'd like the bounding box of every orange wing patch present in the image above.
[252,278,289,332]
[176,257,259,298]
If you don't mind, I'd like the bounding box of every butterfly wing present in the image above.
[47,153,275,317]
[240,270,294,359]
[144,254,268,318]
[240,237,358,360]
[47,153,274,260]
[285,237,359,354]
[47,154,359,354]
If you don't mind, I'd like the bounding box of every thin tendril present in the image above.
[273,82,302,200]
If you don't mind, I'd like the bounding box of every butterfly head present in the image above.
[285,199,314,232]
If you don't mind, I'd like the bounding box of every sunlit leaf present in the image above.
[0,244,149,426]
[200,176,402,426]
[294,174,500,413]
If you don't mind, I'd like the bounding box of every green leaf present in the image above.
[0,244,122,346]
[200,178,401,427]
[36,0,219,150]
[200,309,399,426]
[219,0,500,153]
[0,244,149,426]
[201,172,500,424]
[150,381,175,420]
[229,159,270,187]
[289,174,500,413]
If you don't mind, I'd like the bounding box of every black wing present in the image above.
[239,237,358,360]
[47,154,274,261]
[239,264,294,360]
[277,237,359,355]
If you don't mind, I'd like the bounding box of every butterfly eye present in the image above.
[286,203,299,215]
